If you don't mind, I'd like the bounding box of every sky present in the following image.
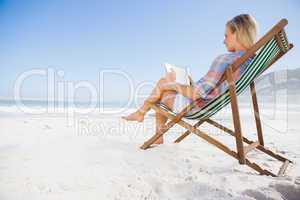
[0,0,299,104]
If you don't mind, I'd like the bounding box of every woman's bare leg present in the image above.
[122,77,173,122]
[153,90,176,144]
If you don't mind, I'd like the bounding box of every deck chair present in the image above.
[140,19,294,177]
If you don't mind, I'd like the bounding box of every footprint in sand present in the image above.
[278,150,287,154]
[272,183,300,200]
[198,167,210,174]
[43,125,52,130]
[242,188,280,200]
[184,176,193,182]
[184,158,193,170]
[262,162,270,167]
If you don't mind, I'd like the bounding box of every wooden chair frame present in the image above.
[140,19,294,177]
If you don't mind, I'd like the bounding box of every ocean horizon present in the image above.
[0,99,137,108]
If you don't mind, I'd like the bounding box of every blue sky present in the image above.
[0,0,299,103]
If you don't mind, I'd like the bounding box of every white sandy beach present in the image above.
[0,102,299,200]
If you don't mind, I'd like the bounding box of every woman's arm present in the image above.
[163,72,200,100]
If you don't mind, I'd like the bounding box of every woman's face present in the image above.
[224,26,237,52]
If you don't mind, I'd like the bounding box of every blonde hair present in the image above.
[226,14,258,49]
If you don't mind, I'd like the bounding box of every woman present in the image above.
[122,14,258,144]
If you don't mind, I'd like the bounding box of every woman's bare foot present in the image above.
[122,110,145,122]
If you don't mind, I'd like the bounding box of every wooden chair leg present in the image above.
[174,119,205,143]
[140,127,166,150]
[174,129,191,143]
[206,118,292,163]
[140,103,189,149]
[250,82,264,146]
[148,102,291,176]
[226,68,246,164]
